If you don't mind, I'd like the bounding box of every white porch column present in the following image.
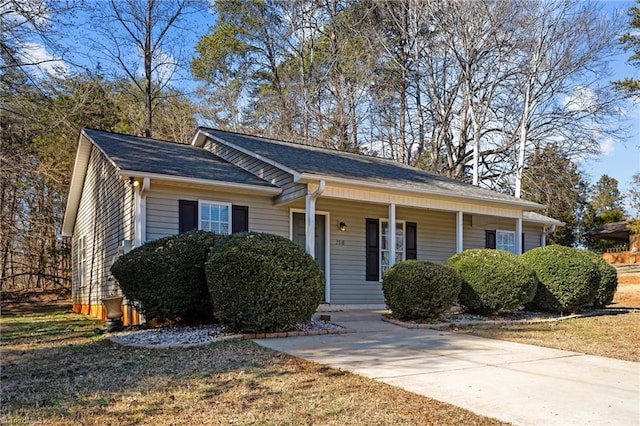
[515,216,523,255]
[305,193,316,258]
[133,177,149,247]
[456,211,464,253]
[389,203,396,268]
[305,180,325,258]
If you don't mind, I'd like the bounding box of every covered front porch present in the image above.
[282,178,550,308]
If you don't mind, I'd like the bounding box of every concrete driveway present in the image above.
[255,311,640,426]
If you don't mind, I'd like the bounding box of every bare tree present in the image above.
[506,0,623,197]
[89,0,204,137]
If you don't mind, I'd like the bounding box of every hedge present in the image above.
[521,245,599,313]
[382,260,461,321]
[446,249,538,314]
[110,230,222,322]
[205,232,324,333]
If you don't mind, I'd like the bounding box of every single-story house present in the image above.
[62,128,564,324]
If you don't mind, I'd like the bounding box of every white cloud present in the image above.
[599,137,615,156]
[563,86,598,113]
[135,48,177,87]
[20,42,68,77]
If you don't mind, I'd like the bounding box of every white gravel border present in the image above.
[107,319,350,349]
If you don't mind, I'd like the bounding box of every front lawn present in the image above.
[453,311,640,362]
[452,278,640,362]
[1,309,504,425]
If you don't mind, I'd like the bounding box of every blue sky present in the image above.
[583,0,639,215]
[16,0,640,215]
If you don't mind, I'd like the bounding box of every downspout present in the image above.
[541,224,556,247]
[305,180,325,257]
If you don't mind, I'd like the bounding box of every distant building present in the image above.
[584,220,639,264]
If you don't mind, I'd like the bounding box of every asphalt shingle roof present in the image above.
[200,128,543,208]
[83,128,276,188]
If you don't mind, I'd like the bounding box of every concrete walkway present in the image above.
[255,311,640,426]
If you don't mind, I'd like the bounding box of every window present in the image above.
[496,230,515,253]
[179,201,248,234]
[199,202,230,234]
[77,236,86,286]
[381,220,405,277]
[366,219,417,281]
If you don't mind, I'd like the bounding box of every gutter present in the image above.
[117,170,282,195]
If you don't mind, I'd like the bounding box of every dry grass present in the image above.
[1,309,504,426]
[611,283,640,308]
[455,279,640,363]
[454,311,640,362]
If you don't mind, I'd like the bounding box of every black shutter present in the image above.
[485,230,496,249]
[522,233,525,253]
[231,205,249,233]
[179,200,198,233]
[406,222,417,260]
[366,218,379,281]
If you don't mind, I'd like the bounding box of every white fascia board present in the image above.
[522,212,566,227]
[196,128,302,181]
[61,132,93,237]
[190,130,208,147]
[117,170,282,195]
[297,172,545,211]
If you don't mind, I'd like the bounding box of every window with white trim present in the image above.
[496,230,516,254]
[199,202,231,234]
[77,236,86,286]
[381,220,405,276]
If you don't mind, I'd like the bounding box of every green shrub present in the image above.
[111,230,222,322]
[583,251,618,308]
[382,260,461,321]
[446,249,538,314]
[521,245,599,313]
[205,232,324,333]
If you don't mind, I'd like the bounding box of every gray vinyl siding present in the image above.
[463,214,487,249]
[145,184,289,241]
[404,208,457,263]
[315,199,386,305]
[203,140,306,202]
[463,215,545,251]
[72,147,133,307]
[524,224,544,252]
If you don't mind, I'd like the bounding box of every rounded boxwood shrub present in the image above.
[446,249,538,314]
[521,245,599,313]
[111,230,222,322]
[582,250,618,308]
[382,260,462,321]
[205,232,324,333]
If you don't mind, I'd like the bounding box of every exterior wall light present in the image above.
[338,221,347,232]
